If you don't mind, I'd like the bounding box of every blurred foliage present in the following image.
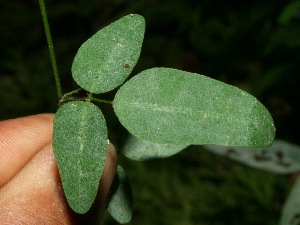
[0,0,299,224]
[102,146,291,225]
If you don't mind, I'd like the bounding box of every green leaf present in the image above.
[52,101,108,214]
[280,176,300,225]
[72,14,145,94]
[122,135,188,160]
[113,67,275,147]
[107,166,133,224]
[204,140,300,174]
[278,1,300,25]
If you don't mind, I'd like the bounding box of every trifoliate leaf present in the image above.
[113,67,275,147]
[72,14,145,94]
[52,101,108,214]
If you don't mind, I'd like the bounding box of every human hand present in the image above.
[0,114,117,224]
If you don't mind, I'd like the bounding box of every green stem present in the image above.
[58,91,113,105]
[39,0,62,99]
[62,88,82,99]
[89,96,113,105]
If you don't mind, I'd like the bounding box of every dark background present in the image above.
[0,0,299,224]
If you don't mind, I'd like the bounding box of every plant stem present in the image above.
[39,0,62,99]
[62,88,82,99]
[58,90,113,105]
[89,96,113,105]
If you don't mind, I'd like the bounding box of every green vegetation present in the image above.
[1,0,300,224]
[41,4,274,217]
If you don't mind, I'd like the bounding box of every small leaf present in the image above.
[52,101,108,214]
[280,176,300,225]
[107,166,133,224]
[113,67,275,147]
[72,14,145,94]
[204,140,300,174]
[278,1,300,25]
[122,135,188,160]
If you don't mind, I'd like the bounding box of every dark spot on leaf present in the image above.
[225,148,239,156]
[276,159,291,167]
[276,150,290,167]
[124,64,130,68]
[276,150,284,159]
[254,149,271,161]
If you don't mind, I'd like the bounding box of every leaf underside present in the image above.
[280,176,300,225]
[52,101,108,214]
[113,67,275,147]
[72,14,145,94]
[107,166,133,224]
[205,140,300,174]
[122,135,188,161]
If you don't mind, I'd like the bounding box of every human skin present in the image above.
[0,114,117,224]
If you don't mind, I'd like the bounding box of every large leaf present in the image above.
[113,67,275,147]
[106,166,133,224]
[204,140,300,174]
[280,176,300,225]
[52,101,108,214]
[72,14,145,94]
[122,135,188,161]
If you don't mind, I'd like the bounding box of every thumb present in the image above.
[0,142,117,225]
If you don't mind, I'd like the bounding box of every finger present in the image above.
[0,114,54,187]
[0,142,117,225]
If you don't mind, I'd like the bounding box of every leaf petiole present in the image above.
[62,88,83,98]
[88,94,113,105]
[58,91,113,105]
